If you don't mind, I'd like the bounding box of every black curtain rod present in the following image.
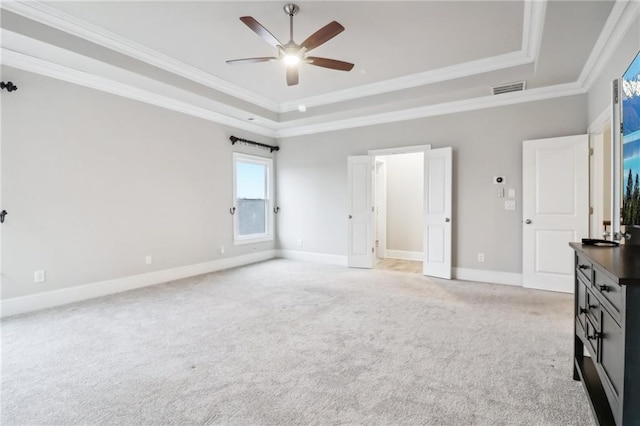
[230,136,279,153]
[1,81,18,92]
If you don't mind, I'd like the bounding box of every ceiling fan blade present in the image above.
[300,21,345,52]
[239,16,283,48]
[286,67,299,86]
[307,57,354,72]
[226,57,278,65]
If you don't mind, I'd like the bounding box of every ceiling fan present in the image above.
[226,4,354,86]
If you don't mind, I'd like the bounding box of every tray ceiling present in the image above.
[0,1,619,136]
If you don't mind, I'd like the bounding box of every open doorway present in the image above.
[348,145,451,278]
[373,152,424,273]
[590,120,613,239]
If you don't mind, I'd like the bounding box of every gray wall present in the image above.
[276,96,588,273]
[1,67,276,299]
[385,153,423,253]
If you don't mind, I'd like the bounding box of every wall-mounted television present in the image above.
[621,51,640,227]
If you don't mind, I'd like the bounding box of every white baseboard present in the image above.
[276,249,348,266]
[1,250,276,318]
[453,267,522,287]
[386,250,423,261]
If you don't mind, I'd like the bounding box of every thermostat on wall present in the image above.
[493,176,505,184]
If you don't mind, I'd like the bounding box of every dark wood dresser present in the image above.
[570,243,640,426]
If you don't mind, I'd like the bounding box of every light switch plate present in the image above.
[508,188,516,198]
[505,200,516,210]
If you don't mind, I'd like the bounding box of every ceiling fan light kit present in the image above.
[226,3,354,86]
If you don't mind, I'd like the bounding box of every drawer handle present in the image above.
[598,284,610,293]
[588,304,598,310]
[579,307,588,314]
[578,264,590,270]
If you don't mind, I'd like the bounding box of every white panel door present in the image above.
[423,147,452,279]
[523,135,589,293]
[374,160,387,259]
[348,155,374,268]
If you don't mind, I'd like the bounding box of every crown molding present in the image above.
[7,0,626,141]
[2,40,584,141]
[578,0,640,91]
[0,48,277,138]
[1,0,282,113]
[280,1,546,112]
[275,82,586,138]
[278,51,533,113]
[522,0,547,69]
[2,0,545,115]
[1,28,281,130]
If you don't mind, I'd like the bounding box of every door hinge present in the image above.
[589,148,594,156]
[589,206,594,215]
[372,247,374,253]
[621,122,624,134]
[613,79,619,104]
[372,206,375,212]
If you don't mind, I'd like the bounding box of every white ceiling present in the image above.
[39,1,526,102]
[0,1,619,137]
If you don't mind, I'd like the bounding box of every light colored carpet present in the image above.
[1,259,594,425]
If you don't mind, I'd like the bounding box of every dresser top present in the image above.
[570,243,640,286]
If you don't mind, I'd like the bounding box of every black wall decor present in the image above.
[230,136,279,153]
[1,81,18,92]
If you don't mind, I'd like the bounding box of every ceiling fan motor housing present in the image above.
[283,4,299,17]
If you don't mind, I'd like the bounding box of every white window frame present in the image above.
[232,152,274,245]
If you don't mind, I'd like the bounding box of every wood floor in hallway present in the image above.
[374,258,422,273]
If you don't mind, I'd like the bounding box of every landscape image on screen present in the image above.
[622,51,640,226]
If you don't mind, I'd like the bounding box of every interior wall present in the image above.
[1,67,276,300]
[276,95,588,274]
[384,152,424,255]
[588,14,640,123]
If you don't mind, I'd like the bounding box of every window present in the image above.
[232,153,273,244]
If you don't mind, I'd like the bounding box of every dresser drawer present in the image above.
[599,308,624,413]
[584,316,599,359]
[593,268,622,323]
[576,275,587,330]
[585,289,602,330]
[576,252,593,284]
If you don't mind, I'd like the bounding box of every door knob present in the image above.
[445,218,450,222]
[348,215,352,219]
[525,219,532,224]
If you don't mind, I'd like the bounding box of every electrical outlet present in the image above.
[145,255,152,265]
[220,245,225,254]
[505,200,516,210]
[477,253,485,263]
[34,270,46,283]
